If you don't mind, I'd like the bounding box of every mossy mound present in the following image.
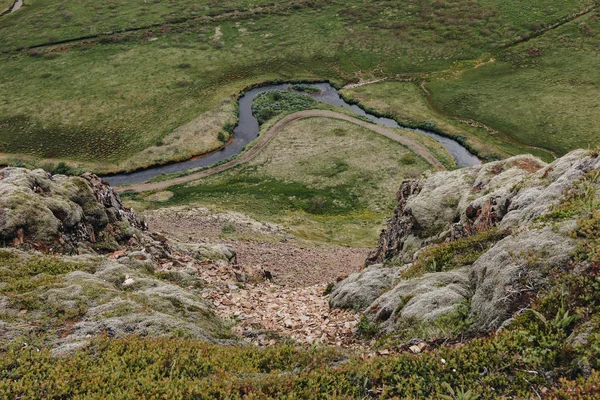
[0,168,145,252]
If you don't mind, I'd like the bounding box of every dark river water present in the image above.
[104,82,480,186]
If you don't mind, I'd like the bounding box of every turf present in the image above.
[0,0,13,13]
[340,81,555,161]
[426,8,600,157]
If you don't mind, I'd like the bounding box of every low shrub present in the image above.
[403,228,508,278]
[251,90,317,124]
[290,83,321,93]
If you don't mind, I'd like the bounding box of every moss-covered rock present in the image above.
[0,249,230,353]
[0,168,145,252]
[333,150,600,339]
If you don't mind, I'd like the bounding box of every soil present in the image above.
[147,206,370,346]
[146,206,368,287]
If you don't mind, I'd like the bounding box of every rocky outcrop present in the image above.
[0,168,145,252]
[0,249,231,354]
[0,169,243,351]
[331,150,600,337]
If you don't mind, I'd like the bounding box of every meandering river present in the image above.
[104,82,480,186]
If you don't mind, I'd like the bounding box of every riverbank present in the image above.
[106,82,476,187]
[114,109,446,192]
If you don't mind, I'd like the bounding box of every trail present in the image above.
[115,109,445,193]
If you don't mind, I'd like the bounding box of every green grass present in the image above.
[290,83,321,93]
[0,250,94,295]
[427,9,600,157]
[0,0,282,51]
[129,117,442,246]
[0,0,13,13]
[0,0,597,171]
[341,81,553,162]
[252,90,317,124]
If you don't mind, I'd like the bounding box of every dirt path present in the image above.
[116,109,445,193]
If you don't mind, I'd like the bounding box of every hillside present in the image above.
[2,148,600,397]
[0,1,599,173]
[2,0,600,398]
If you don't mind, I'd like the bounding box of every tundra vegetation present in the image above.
[0,0,599,172]
[2,0,600,398]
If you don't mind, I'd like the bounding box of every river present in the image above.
[104,82,480,186]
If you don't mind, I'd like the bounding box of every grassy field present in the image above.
[0,0,283,50]
[0,0,598,172]
[126,116,447,246]
[341,81,557,162]
[426,8,600,157]
[0,0,13,13]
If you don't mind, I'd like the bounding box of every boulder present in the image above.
[328,264,402,310]
[334,150,600,338]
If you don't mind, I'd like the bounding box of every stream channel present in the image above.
[104,82,480,186]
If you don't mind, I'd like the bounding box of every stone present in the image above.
[332,150,600,338]
[0,167,145,251]
[329,264,402,310]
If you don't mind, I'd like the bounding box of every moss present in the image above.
[403,228,508,279]
[91,234,120,253]
[0,251,94,295]
[571,210,600,265]
[357,315,379,339]
[537,169,600,223]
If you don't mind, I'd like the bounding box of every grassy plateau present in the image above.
[126,115,448,247]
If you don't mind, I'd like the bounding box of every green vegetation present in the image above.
[4,180,600,397]
[165,174,359,216]
[4,267,600,399]
[0,0,13,13]
[0,250,94,295]
[129,117,445,246]
[251,90,317,124]
[341,81,551,162]
[0,0,281,51]
[400,228,508,278]
[427,8,600,157]
[0,1,598,171]
[291,83,321,93]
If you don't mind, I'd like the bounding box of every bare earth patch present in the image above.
[146,206,368,346]
[145,206,368,287]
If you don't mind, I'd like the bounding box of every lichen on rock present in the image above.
[332,150,600,339]
[0,168,146,252]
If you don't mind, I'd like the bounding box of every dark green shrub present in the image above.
[50,162,76,176]
[252,90,317,124]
